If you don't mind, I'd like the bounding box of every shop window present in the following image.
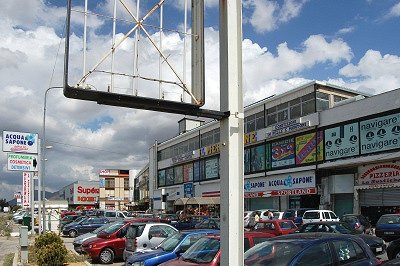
[165,168,174,186]
[244,148,251,174]
[174,165,183,184]
[205,157,219,179]
[245,114,256,133]
[290,104,301,120]
[158,170,166,187]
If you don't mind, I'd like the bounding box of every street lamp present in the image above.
[41,86,63,232]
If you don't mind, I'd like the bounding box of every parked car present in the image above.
[282,208,313,226]
[59,214,81,230]
[302,209,339,224]
[273,211,284,220]
[61,210,77,218]
[243,233,381,266]
[159,231,274,266]
[62,217,109,237]
[14,211,31,224]
[195,218,220,229]
[375,214,400,242]
[244,211,258,228]
[73,222,116,254]
[124,230,219,266]
[123,222,179,262]
[252,219,298,236]
[257,209,279,221]
[13,210,28,222]
[170,216,209,230]
[295,221,386,255]
[341,213,372,234]
[77,217,170,257]
[386,238,400,260]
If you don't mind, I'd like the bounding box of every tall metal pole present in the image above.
[219,0,244,265]
[42,87,62,232]
[38,139,42,235]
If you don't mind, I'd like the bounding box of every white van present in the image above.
[302,210,339,224]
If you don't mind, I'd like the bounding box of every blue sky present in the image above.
[0,0,399,201]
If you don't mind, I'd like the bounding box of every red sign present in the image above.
[244,187,317,198]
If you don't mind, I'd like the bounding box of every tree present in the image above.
[0,198,9,208]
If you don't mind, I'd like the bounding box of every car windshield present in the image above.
[182,238,220,263]
[244,240,305,265]
[330,223,354,234]
[283,210,295,219]
[95,222,116,234]
[99,221,124,234]
[377,215,400,224]
[341,216,357,223]
[74,216,86,223]
[279,221,297,229]
[157,233,184,252]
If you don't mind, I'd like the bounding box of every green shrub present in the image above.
[34,231,64,250]
[36,242,67,266]
[34,232,67,266]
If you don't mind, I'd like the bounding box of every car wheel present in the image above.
[99,248,114,264]
[68,230,77,238]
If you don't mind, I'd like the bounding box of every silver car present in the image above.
[123,222,178,260]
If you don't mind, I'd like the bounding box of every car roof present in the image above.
[272,232,360,241]
[180,229,220,235]
[256,219,293,223]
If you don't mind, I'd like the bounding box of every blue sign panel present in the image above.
[184,183,193,198]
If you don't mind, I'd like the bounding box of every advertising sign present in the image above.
[7,153,38,171]
[205,157,219,179]
[174,165,183,184]
[357,162,400,186]
[184,183,193,198]
[165,168,174,185]
[193,161,200,182]
[271,138,295,168]
[325,123,359,160]
[244,131,258,145]
[23,172,31,207]
[360,113,400,155]
[183,163,193,183]
[295,131,323,165]
[244,187,317,198]
[3,131,38,153]
[243,171,316,194]
[14,192,22,204]
[250,144,266,172]
[266,119,310,138]
[74,184,99,204]
[99,169,119,176]
[158,170,166,186]
[99,178,105,188]
[244,148,251,174]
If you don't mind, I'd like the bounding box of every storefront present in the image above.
[355,162,400,224]
[243,170,318,211]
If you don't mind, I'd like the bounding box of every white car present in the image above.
[272,211,284,220]
[258,209,279,221]
[244,211,258,228]
[123,222,178,260]
[302,210,339,224]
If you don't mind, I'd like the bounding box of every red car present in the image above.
[159,231,274,266]
[81,218,171,264]
[252,219,297,236]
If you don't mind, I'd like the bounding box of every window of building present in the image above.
[334,95,348,103]
[201,129,220,147]
[105,178,115,188]
[255,111,265,130]
[124,179,129,189]
[316,92,330,111]
[245,114,256,133]
[266,106,277,127]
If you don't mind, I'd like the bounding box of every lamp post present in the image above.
[42,86,63,232]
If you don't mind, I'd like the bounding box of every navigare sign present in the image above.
[7,153,38,172]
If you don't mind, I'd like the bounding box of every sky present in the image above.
[1,0,400,202]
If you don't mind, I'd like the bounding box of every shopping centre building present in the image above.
[146,81,400,224]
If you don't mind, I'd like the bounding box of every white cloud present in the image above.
[243,0,308,33]
[339,50,400,94]
[336,26,356,35]
[387,2,400,18]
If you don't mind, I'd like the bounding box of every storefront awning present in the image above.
[173,197,220,206]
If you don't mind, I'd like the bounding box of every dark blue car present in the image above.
[62,216,109,237]
[375,214,400,242]
[244,233,380,266]
[282,208,313,226]
[124,230,219,266]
